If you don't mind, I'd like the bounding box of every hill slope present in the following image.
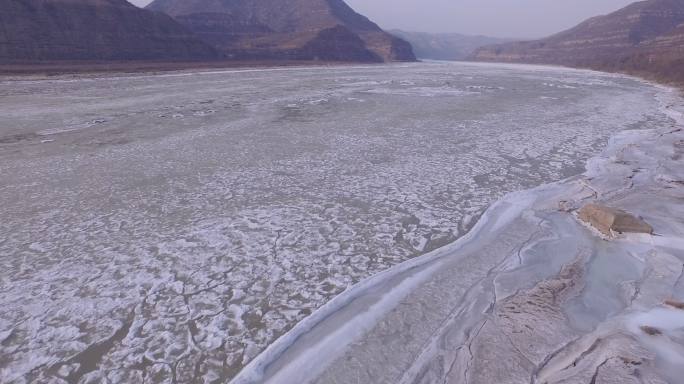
[146,0,416,62]
[0,0,217,63]
[472,0,684,84]
[390,30,510,61]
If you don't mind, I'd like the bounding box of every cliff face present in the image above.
[0,0,218,63]
[146,0,416,62]
[472,0,684,84]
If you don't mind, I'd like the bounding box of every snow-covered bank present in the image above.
[233,86,684,383]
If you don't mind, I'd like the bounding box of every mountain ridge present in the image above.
[471,0,684,84]
[146,0,416,62]
[0,0,218,62]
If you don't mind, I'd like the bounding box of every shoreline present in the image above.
[0,60,398,78]
[2,58,681,93]
[462,59,684,93]
[232,83,684,382]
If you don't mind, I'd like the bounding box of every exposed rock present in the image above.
[0,0,218,62]
[664,299,684,310]
[456,254,589,384]
[536,333,665,384]
[471,0,684,84]
[640,325,663,336]
[558,199,579,212]
[578,203,654,236]
[146,0,416,63]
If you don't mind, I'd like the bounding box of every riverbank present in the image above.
[0,60,366,78]
[233,86,684,383]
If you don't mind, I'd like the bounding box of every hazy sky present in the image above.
[131,0,635,38]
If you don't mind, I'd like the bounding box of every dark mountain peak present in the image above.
[0,0,218,62]
[323,0,383,32]
[146,0,416,62]
[147,0,380,31]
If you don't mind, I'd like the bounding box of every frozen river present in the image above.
[0,62,672,383]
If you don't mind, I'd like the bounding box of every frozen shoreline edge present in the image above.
[231,78,684,383]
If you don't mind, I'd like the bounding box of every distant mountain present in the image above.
[146,0,416,63]
[390,30,511,61]
[0,0,218,63]
[472,0,684,84]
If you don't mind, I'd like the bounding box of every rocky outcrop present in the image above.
[146,0,416,62]
[390,30,510,61]
[0,0,218,63]
[472,0,684,84]
[578,203,654,236]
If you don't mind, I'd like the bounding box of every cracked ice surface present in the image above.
[0,62,672,383]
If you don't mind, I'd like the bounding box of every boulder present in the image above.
[665,299,684,310]
[578,204,654,236]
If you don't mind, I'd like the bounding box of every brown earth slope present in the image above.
[472,0,684,84]
[146,0,416,62]
[0,0,218,63]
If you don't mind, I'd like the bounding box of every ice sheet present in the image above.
[0,62,675,383]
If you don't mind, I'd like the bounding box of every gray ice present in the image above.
[0,62,673,383]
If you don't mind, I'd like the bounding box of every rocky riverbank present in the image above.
[233,86,684,383]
